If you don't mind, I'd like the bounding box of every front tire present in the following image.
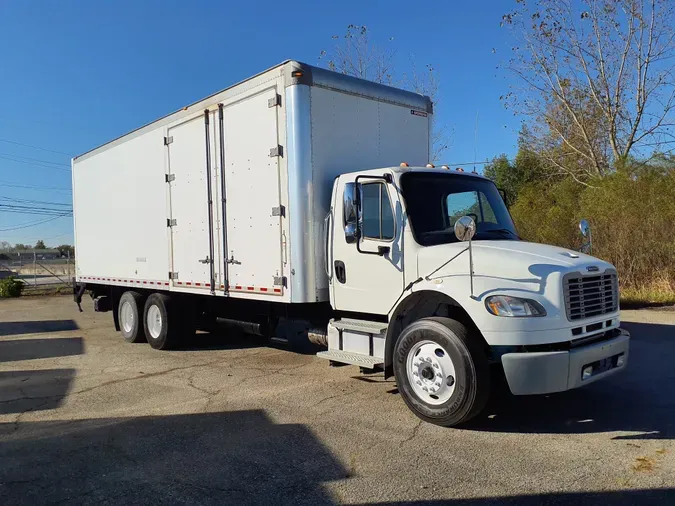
[393,317,489,427]
[143,293,180,350]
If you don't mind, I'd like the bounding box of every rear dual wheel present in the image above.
[119,291,146,343]
[118,291,195,349]
[143,293,191,350]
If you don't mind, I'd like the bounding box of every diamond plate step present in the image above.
[330,318,387,334]
[316,350,383,368]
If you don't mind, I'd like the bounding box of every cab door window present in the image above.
[361,183,395,240]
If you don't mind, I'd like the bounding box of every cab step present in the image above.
[331,318,387,334]
[316,350,383,369]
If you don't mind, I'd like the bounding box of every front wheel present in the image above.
[393,317,489,427]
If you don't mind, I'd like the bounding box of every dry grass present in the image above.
[621,276,675,307]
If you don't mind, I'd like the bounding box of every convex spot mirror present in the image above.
[454,216,476,242]
[579,219,590,238]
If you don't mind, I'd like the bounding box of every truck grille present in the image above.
[563,271,618,321]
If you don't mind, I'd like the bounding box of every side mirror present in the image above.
[579,219,592,254]
[343,182,360,244]
[454,216,476,242]
[498,188,509,206]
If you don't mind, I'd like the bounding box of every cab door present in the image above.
[330,174,404,315]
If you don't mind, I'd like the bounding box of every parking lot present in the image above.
[0,295,673,505]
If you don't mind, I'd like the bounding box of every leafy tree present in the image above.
[14,243,28,250]
[484,143,547,203]
[56,244,75,257]
[34,240,46,250]
[501,0,675,184]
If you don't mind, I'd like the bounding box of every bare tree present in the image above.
[319,25,451,161]
[502,0,675,184]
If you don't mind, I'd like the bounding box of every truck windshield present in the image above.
[400,172,518,246]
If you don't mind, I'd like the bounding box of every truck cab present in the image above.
[321,165,629,426]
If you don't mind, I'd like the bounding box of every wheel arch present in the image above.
[384,290,487,378]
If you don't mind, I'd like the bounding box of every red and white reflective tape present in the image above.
[79,276,282,294]
[80,276,170,286]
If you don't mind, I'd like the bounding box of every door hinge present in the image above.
[273,276,287,287]
[167,218,177,227]
[269,145,283,157]
[165,174,175,182]
[268,94,281,108]
[272,205,285,217]
[164,136,173,145]
[169,272,178,280]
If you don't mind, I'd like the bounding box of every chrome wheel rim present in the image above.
[147,305,162,339]
[120,301,134,334]
[406,340,456,405]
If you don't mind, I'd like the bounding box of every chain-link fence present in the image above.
[0,254,74,293]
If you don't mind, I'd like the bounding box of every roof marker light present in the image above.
[426,163,435,168]
[456,167,464,172]
[400,162,409,167]
[441,165,450,170]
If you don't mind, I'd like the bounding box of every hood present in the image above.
[417,240,615,289]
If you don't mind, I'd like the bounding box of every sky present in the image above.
[0,0,521,247]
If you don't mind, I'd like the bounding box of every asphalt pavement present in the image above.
[0,296,673,505]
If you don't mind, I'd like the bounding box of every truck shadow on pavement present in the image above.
[0,369,75,415]
[0,319,79,337]
[0,337,83,363]
[182,322,323,356]
[467,321,674,439]
[0,410,346,505]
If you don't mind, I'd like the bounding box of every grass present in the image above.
[620,284,675,308]
[20,284,71,297]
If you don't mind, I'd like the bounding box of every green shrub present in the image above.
[509,164,675,299]
[0,276,24,298]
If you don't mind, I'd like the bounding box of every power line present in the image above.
[0,155,71,172]
[0,196,72,207]
[0,181,72,193]
[0,205,73,216]
[0,137,74,157]
[0,152,70,168]
[0,214,70,232]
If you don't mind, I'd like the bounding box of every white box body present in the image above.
[72,61,431,304]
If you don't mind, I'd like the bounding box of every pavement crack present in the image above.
[70,359,224,397]
[400,419,423,445]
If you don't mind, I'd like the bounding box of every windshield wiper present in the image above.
[484,228,519,239]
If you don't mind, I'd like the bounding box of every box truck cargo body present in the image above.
[74,61,629,427]
[73,61,431,304]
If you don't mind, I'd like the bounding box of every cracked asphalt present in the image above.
[0,295,674,505]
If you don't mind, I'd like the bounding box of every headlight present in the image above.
[485,295,546,317]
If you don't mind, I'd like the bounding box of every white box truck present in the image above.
[72,60,629,426]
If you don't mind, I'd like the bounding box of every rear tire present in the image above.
[119,291,146,343]
[143,293,180,350]
[393,317,489,427]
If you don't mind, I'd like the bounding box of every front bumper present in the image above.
[501,329,630,395]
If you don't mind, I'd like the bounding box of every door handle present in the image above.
[334,260,346,284]
[226,255,241,265]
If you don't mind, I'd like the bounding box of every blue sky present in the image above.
[0,0,520,246]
